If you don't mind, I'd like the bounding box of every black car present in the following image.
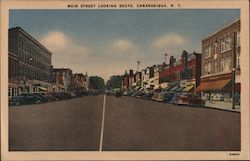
[162,92,175,103]
[39,93,58,102]
[9,93,47,106]
[50,92,71,100]
[114,90,122,97]
[143,92,154,99]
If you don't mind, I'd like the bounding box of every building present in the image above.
[159,50,202,92]
[9,27,52,94]
[134,71,142,91]
[51,69,65,92]
[196,19,240,106]
[8,51,19,98]
[141,67,150,91]
[73,73,89,91]
[122,71,129,91]
[52,68,73,92]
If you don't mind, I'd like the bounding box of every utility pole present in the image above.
[137,61,140,72]
[232,32,237,109]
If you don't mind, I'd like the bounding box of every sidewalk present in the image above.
[205,101,240,112]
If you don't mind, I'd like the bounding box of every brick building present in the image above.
[9,27,52,93]
[196,19,240,105]
[159,50,202,92]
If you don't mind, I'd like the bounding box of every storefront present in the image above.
[196,73,240,105]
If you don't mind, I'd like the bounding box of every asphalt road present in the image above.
[9,95,240,151]
[103,96,240,151]
[9,95,104,151]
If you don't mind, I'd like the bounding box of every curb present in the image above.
[204,105,240,113]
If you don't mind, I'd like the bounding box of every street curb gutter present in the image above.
[204,106,240,113]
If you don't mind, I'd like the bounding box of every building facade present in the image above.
[9,27,52,94]
[73,73,89,91]
[196,19,240,106]
[8,51,19,98]
[159,50,202,92]
[53,68,73,92]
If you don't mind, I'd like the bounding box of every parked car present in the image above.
[135,91,144,98]
[143,92,154,100]
[50,92,71,100]
[105,90,114,95]
[162,92,175,103]
[9,93,47,106]
[151,93,159,101]
[152,93,163,102]
[170,92,183,104]
[114,90,122,97]
[123,91,129,96]
[39,93,58,102]
[130,91,138,97]
[175,93,205,106]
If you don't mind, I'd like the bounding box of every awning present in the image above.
[196,79,231,92]
[182,85,194,92]
[225,83,241,92]
[38,87,48,91]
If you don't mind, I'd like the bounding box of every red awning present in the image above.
[196,79,231,92]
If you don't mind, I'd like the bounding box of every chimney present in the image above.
[169,56,176,66]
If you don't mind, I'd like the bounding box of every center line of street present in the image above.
[99,94,106,151]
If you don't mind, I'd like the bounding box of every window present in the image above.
[215,61,219,73]
[220,37,231,53]
[204,62,212,75]
[236,31,240,47]
[204,45,212,59]
[220,57,231,72]
[237,51,240,69]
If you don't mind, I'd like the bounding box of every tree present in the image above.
[106,75,122,90]
[89,76,105,90]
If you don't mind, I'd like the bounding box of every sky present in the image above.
[9,9,240,81]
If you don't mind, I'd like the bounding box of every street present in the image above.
[9,95,240,151]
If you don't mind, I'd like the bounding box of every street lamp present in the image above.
[214,32,237,109]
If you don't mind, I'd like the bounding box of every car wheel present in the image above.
[35,99,41,104]
[15,101,20,106]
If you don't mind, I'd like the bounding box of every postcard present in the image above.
[1,0,249,160]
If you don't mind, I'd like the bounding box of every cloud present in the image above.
[112,39,135,51]
[152,33,187,50]
[40,31,69,53]
[40,31,90,67]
